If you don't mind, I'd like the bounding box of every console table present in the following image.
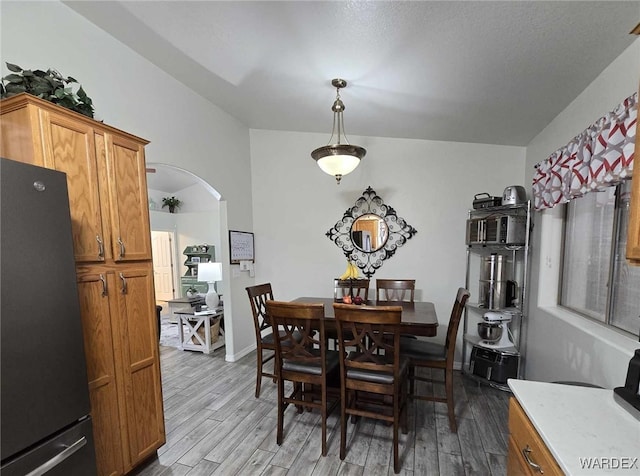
[174,307,224,354]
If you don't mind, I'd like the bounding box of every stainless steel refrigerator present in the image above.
[1,158,97,475]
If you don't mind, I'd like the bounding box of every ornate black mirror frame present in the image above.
[326,186,417,277]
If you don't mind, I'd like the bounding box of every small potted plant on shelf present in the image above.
[162,196,181,213]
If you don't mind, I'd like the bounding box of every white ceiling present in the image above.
[65,1,639,148]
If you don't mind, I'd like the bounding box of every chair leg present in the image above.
[255,349,263,398]
[276,376,284,445]
[294,382,304,413]
[401,381,408,435]
[340,388,347,460]
[444,368,457,433]
[321,384,327,457]
[393,398,400,474]
[408,364,415,396]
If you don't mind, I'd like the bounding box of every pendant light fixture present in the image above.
[311,78,366,184]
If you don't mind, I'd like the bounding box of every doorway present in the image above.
[151,230,176,302]
[146,163,230,356]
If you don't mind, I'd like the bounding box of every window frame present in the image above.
[558,180,638,338]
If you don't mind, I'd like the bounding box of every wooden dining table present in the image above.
[292,297,439,337]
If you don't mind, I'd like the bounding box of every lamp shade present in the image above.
[313,145,365,176]
[198,262,222,283]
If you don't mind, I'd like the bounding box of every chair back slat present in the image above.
[334,279,370,300]
[376,279,415,302]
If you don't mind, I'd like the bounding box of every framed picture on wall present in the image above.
[229,230,254,264]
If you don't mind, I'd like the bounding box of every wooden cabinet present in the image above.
[77,271,125,476]
[106,134,153,262]
[1,94,164,476]
[626,86,640,264]
[115,264,165,462]
[507,398,563,476]
[0,94,151,264]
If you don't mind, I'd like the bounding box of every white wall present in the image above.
[250,130,526,338]
[524,40,640,388]
[1,1,255,359]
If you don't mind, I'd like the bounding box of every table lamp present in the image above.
[198,262,222,309]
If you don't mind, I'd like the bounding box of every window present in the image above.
[560,180,640,337]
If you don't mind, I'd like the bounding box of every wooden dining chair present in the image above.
[400,287,470,433]
[333,303,409,474]
[246,283,277,398]
[377,279,417,343]
[265,300,340,456]
[376,279,416,302]
[334,278,370,301]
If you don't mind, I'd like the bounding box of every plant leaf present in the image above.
[5,83,26,94]
[58,96,76,109]
[6,62,22,73]
[3,74,24,83]
[30,83,51,95]
[66,76,78,83]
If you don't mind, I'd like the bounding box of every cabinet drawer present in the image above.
[508,398,563,476]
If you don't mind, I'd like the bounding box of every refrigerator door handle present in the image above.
[24,436,87,476]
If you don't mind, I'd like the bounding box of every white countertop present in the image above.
[508,379,640,475]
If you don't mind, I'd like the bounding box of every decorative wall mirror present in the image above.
[326,186,417,277]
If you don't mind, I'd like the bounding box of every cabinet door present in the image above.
[105,134,152,262]
[114,265,165,467]
[507,435,533,475]
[77,271,125,476]
[40,110,107,262]
[0,102,46,166]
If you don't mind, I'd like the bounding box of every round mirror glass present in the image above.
[351,214,389,252]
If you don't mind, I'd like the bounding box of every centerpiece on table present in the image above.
[338,260,364,304]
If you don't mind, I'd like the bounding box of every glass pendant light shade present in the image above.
[311,79,366,184]
[312,145,365,176]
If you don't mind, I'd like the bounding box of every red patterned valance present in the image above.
[532,92,637,211]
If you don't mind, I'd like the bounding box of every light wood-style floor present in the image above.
[133,326,511,476]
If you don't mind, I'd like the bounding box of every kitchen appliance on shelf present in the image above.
[470,346,519,384]
[478,253,518,309]
[472,192,502,210]
[502,185,527,206]
[465,215,527,245]
[477,311,516,349]
[1,158,97,475]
